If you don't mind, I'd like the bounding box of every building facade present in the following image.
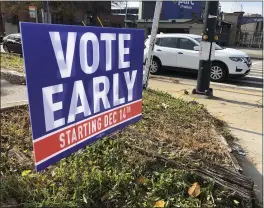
[138,1,204,20]
[137,1,232,46]
[223,12,263,47]
[111,7,138,28]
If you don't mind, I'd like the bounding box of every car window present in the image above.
[14,35,21,42]
[194,37,223,50]
[178,38,197,50]
[159,38,177,48]
[8,35,14,40]
[155,38,160,45]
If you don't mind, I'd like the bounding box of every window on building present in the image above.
[159,38,177,48]
[177,38,197,50]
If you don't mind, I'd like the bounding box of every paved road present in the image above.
[152,59,262,90]
[249,60,263,78]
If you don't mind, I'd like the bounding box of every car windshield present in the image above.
[194,38,223,50]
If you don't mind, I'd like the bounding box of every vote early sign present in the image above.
[20,22,144,171]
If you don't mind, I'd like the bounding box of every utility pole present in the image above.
[143,1,163,89]
[42,1,50,23]
[124,0,128,28]
[192,1,219,96]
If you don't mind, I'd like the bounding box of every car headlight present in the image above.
[229,57,245,62]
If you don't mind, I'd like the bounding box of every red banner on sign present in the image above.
[33,100,142,165]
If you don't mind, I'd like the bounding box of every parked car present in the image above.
[144,33,252,82]
[3,33,22,54]
[0,32,5,43]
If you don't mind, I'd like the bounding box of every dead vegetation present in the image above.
[0,90,257,207]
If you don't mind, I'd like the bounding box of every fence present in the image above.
[237,30,263,48]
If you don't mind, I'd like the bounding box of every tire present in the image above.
[149,58,161,75]
[3,44,10,53]
[210,62,227,82]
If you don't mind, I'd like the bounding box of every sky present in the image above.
[125,1,263,15]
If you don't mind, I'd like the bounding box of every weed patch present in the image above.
[0,90,250,207]
[1,54,24,73]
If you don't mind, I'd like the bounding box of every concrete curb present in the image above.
[0,51,21,57]
[250,56,263,60]
[1,69,26,85]
[150,75,262,92]
[1,101,28,111]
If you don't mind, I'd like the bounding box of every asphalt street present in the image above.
[152,59,263,90]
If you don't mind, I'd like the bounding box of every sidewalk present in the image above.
[1,79,27,109]
[234,47,263,60]
[149,77,263,202]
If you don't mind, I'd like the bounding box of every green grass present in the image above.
[0,90,246,207]
[0,53,24,73]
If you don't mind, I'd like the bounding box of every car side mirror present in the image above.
[193,46,200,51]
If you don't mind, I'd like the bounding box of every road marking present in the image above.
[228,79,262,85]
[246,75,263,79]
[151,76,263,92]
[252,61,262,66]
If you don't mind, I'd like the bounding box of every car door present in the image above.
[153,37,177,67]
[13,35,22,54]
[175,37,200,70]
[6,35,16,52]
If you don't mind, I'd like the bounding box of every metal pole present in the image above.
[143,1,163,89]
[41,8,44,23]
[46,1,50,23]
[124,0,128,28]
[35,9,38,23]
[42,1,50,23]
[193,1,219,96]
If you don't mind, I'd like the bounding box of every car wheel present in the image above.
[3,45,10,53]
[210,63,227,82]
[149,58,161,75]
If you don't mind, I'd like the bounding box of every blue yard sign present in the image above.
[20,22,144,171]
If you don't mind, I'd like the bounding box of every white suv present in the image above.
[144,33,252,82]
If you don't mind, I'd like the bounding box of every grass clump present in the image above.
[1,53,24,73]
[0,90,247,207]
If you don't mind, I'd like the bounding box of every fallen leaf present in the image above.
[188,182,201,198]
[51,170,56,177]
[88,160,93,165]
[154,200,165,207]
[21,170,31,177]
[83,194,88,204]
[101,193,110,202]
[183,89,189,95]
[136,176,147,184]
[161,103,169,109]
[233,199,239,205]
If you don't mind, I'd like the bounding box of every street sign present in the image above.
[20,22,144,171]
[29,6,37,18]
